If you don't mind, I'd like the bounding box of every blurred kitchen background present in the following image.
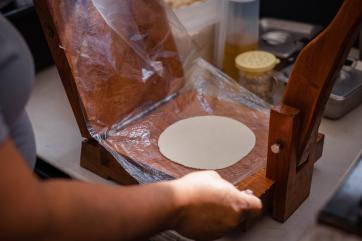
[0,0,347,71]
[2,0,361,119]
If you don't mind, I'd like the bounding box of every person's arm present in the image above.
[0,138,261,241]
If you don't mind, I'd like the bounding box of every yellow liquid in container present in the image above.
[223,42,258,80]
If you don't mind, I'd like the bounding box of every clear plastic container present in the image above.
[223,0,260,80]
[235,51,279,103]
[174,0,220,64]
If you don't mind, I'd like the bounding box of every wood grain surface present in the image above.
[105,91,270,185]
[36,0,184,135]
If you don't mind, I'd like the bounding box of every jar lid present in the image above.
[235,51,280,73]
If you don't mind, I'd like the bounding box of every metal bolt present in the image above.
[271,143,281,154]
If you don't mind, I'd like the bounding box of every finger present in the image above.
[242,189,254,195]
[238,191,262,216]
[204,170,221,178]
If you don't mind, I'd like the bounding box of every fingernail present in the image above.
[243,189,254,195]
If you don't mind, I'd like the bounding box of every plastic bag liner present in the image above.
[55,0,271,184]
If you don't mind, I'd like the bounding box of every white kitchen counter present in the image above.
[27,66,362,241]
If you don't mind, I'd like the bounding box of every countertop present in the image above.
[27,66,362,241]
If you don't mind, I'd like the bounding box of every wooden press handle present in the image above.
[282,0,362,164]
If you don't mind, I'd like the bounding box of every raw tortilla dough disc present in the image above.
[158,115,256,170]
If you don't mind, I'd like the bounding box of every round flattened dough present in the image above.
[158,116,256,170]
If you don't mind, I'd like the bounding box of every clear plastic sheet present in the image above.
[55,0,271,184]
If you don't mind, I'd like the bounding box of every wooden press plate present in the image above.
[105,90,270,187]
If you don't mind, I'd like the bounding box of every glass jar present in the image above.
[235,50,279,103]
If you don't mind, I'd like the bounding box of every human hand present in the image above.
[170,171,262,240]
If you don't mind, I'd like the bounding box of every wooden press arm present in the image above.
[282,0,362,164]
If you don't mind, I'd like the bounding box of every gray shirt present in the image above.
[0,14,36,168]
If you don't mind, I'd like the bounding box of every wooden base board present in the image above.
[80,140,137,185]
[80,122,324,223]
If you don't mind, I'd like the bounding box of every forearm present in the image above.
[36,180,180,241]
[0,138,182,241]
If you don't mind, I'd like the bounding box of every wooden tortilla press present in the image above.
[35,0,362,222]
